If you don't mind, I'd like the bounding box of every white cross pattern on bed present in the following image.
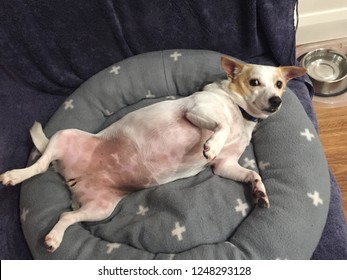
[259,160,271,171]
[307,191,323,206]
[166,95,176,100]
[21,208,29,223]
[109,65,121,75]
[235,199,249,217]
[170,51,182,61]
[146,90,156,98]
[64,99,74,110]
[104,109,114,116]
[171,222,186,241]
[300,128,315,141]
[243,157,256,169]
[106,242,121,254]
[136,205,149,216]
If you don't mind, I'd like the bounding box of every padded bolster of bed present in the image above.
[21,50,330,259]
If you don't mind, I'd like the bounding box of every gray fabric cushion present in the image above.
[20,50,330,259]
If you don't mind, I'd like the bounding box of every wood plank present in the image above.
[313,104,347,221]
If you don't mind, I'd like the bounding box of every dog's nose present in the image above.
[269,96,282,109]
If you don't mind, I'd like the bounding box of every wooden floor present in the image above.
[313,104,347,220]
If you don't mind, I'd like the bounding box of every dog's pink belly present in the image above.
[57,119,210,194]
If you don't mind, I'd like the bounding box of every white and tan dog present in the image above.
[0,57,306,252]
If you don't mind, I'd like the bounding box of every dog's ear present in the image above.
[221,56,245,79]
[280,66,306,81]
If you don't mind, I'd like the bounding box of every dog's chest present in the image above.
[221,117,256,158]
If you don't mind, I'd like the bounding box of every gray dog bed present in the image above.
[20,50,330,259]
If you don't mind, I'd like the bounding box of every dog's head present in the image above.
[221,56,306,119]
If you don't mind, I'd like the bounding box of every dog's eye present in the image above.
[276,80,283,89]
[249,79,260,87]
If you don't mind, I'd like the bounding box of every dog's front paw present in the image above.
[44,232,63,253]
[203,140,223,161]
[0,170,23,186]
[252,179,270,208]
[203,142,215,161]
[253,190,270,208]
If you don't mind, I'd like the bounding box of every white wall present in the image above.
[297,0,347,45]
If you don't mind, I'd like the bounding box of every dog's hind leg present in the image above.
[44,195,125,253]
[0,129,62,186]
[0,152,54,186]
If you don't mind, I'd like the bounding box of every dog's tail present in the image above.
[30,122,49,153]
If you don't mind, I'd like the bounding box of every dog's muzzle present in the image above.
[265,96,282,113]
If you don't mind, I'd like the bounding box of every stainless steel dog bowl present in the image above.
[300,48,347,96]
